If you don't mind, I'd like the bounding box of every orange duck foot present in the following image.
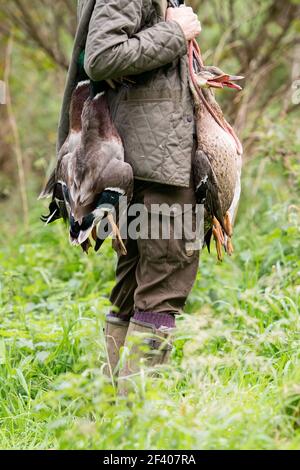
[212,217,225,262]
[107,213,127,257]
[226,237,234,256]
[224,212,234,256]
[224,211,233,238]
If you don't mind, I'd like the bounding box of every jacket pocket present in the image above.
[138,188,199,265]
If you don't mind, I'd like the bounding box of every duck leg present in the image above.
[224,211,234,256]
[212,217,225,261]
[224,211,233,237]
[226,238,234,256]
[107,213,127,256]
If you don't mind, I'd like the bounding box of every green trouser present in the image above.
[110,178,200,320]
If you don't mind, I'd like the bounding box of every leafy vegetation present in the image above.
[0,0,299,450]
[0,114,299,448]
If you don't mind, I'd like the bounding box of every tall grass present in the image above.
[0,132,299,449]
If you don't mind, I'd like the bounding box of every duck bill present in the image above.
[206,80,224,89]
[208,74,244,91]
[224,82,243,91]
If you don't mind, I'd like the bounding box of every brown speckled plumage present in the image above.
[64,89,133,220]
[40,81,133,253]
[188,41,243,257]
[194,87,241,217]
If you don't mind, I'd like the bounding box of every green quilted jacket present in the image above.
[57,0,194,187]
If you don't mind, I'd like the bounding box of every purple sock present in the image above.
[133,310,176,329]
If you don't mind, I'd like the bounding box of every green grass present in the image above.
[0,150,299,449]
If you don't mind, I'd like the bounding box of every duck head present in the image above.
[195,66,244,91]
[69,189,125,248]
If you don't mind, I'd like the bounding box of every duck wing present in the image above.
[40,81,90,223]
[193,149,226,233]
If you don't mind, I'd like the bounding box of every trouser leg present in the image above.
[114,181,200,394]
[110,180,200,326]
[134,182,200,315]
[109,233,139,322]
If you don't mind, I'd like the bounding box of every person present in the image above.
[57,0,201,392]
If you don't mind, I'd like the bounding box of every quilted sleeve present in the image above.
[84,0,187,81]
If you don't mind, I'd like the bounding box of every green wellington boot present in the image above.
[118,318,174,396]
[104,316,129,378]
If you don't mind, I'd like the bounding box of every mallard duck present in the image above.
[40,81,90,233]
[40,81,133,255]
[189,40,244,261]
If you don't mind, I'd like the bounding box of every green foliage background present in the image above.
[0,0,299,450]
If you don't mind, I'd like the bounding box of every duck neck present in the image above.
[200,88,226,124]
[70,82,90,132]
[82,93,119,142]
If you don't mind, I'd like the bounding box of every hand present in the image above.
[166,6,201,42]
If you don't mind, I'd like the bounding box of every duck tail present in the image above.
[81,238,92,254]
[204,228,213,253]
[38,169,56,199]
[40,200,60,225]
[94,216,111,252]
[94,237,105,253]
